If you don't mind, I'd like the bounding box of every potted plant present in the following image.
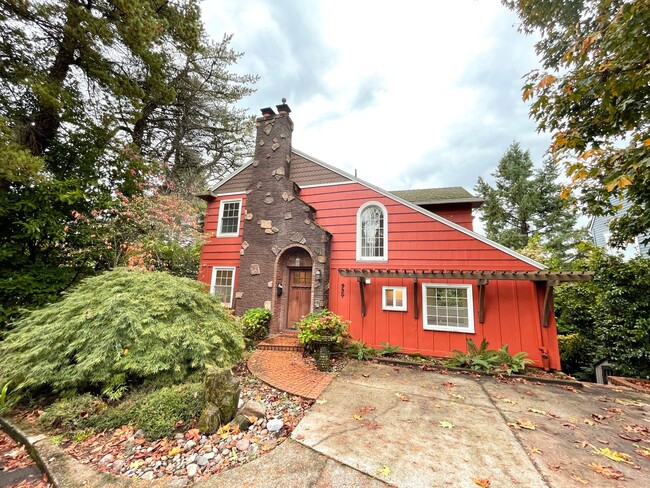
[296,310,351,371]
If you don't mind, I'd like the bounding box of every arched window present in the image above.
[356,202,388,261]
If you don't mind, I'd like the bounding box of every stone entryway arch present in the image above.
[271,245,327,334]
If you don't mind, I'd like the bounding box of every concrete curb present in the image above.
[0,416,130,487]
[0,415,57,486]
[374,356,584,387]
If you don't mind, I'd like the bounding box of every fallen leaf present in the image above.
[359,405,376,415]
[502,398,518,404]
[439,420,455,429]
[635,446,650,460]
[570,474,589,484]
[363,421,382,430]
[316,399,328,404]
[442,382,456,388]
[378,465,391,477]
[618,433,642,442]
[448,392,465,400]
[295,434,304,440]
[583,419,595,426]
[597,439,609,445]
[527,408,546,415]
[395,393,410,402]
[529,447,542,455]
[472,478,491,487]
[168,447,182,457]
[589,463,625,480]
[593,447,634,464]
[353,415,363,421]
[562,423,579,430]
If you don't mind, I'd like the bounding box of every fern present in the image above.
[377,342,401,356]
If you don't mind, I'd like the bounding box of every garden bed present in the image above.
[373,354,582,387]
[10,361,313,483]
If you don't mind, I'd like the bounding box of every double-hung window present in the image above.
[217,199,242,237]
[422,284,474,333]
[356,201,388,261]
[210,267,235,307]
[383,286,407,311]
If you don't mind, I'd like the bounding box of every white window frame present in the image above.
[356,201,388,262]
[382,286,407,311]
[210,266,236,308]
[422,283,475,333]
[217,199,242,237]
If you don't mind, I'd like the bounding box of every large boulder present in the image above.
[197,367,240,434]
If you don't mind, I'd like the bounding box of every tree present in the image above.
[0,1,255,327]
[475,142,582,263]
[554,246,650,379]
[503,0,650,247]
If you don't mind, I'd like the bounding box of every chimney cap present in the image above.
[276,102,291,115]
[261,107,276,117]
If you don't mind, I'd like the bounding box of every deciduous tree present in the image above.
[503,0,650,247]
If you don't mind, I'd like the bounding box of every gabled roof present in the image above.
[390,187,484,208]
[198,148,546,270]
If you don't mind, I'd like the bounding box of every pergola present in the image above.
[338,269,594,327]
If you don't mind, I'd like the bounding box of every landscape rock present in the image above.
[236,438,250,452]
[267,418,284,433]
[239,399,266,419]
[99,453,114,465]
[186,463,199,478]
[197,367,241,434]
[233,414,252,431]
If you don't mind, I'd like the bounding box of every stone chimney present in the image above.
[236,103,331,333]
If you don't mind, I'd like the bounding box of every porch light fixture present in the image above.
[315,269,322,281]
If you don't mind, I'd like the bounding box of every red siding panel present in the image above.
[297,183,557,369]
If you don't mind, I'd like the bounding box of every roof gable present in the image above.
[202,147,545,269]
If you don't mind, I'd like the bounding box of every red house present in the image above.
[198,103,588,370]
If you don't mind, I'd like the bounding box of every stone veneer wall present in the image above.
[237,113,331,334]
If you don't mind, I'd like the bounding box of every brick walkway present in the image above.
[248,336,333,400]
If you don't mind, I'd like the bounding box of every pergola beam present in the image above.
[339,269,593,283]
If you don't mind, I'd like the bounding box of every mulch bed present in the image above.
[608,376,650,394]
[0,429,50,487]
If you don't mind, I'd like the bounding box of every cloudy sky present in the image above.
[202,0,550,194]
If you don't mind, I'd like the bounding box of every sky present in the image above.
[202,0,550,194]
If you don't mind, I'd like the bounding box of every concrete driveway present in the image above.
[292,361,650,488]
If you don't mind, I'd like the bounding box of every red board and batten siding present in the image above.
[299,183,560,370]
[197,194,246,292]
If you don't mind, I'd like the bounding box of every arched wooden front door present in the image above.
[286,268,312,328]
[281,248,313,330]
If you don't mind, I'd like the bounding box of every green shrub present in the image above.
[377,342,401,356]
[558,333,594,376]
[241,308,272,347]
[296,310,351,352]
[0,268,244,397]
[39,394,106,430]
[446,339,532,374]
[131,383,204,440]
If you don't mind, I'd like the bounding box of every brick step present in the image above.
[257,344,304,352]
[257,334,303,352]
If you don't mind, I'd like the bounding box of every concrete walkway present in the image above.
[293,361,650,488]
[248,335,333,399]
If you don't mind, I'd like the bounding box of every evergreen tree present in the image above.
[0,1,255,327]
[475,142,583,264]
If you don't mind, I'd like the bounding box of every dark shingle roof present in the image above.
[390,187,483,205]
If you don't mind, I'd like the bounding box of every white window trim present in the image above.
[422,283,475,333]
[382,286,407,311]
[356,201,388,262]
[210,266,236,308]
[217,198,242,237]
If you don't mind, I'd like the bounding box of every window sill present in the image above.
[423,325,475,334]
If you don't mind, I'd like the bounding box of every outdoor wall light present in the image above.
[315,269,322,281]
[277,283,283,297]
